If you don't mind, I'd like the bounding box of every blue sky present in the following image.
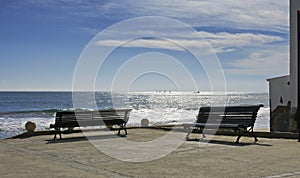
[0,0,290,92]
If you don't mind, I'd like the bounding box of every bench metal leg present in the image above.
[54,128,62,140]
[184,126,193,140]
[236,127,258,143]
[124,127,127,135]
[298,129,300,142]
[235,128,244,143]
[250,127,258,142]
[185,132,191,140]
[117,127,121,135]
[246,127,258,142]
[185,127,203,140]
[117,123,127,135]
[235,135,242,143]
[59,130,62,139]
[54,128,58,140]
[123,123,128,135]
[254,136,258,142]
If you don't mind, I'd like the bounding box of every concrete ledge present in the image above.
[6,124,300,140]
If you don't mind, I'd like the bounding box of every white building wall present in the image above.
[267,0,300,132]
[267,76,291,111]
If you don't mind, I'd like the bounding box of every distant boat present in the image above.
[194,91,200,94]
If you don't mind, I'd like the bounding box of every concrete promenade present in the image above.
[1,128,300,177]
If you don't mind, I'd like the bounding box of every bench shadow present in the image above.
[187,138,272,147]
[45,134,126,144]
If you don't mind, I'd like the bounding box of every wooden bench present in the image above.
[50,109,132,139]
[183,105,263,143]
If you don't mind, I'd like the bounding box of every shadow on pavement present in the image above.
[45,134,126,144]
[187,138,273,147]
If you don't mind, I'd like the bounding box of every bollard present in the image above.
[141,119,149,127]
[25,121,36,132]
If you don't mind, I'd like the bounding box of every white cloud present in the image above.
[113,0,289,32]
[200,32,283,46]
[96,39,183,51]
[95,31,284,54]
[225,47,289,76]
[13,0,288,32]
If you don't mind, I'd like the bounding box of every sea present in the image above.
[0,91,269,139]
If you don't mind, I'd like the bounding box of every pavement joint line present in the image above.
[0,141,130,178]
[264,171,300,178]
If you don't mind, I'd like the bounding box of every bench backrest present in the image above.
[196,105,263,127]
[54,109,132,127]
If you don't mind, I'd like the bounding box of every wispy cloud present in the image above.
[95,31,284,54]
[201,32,283,46]
[5,0,288,32]
[200,31,284,53]
[105,0,289,32]
[96,39,183,51]
[225,46,289,76]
